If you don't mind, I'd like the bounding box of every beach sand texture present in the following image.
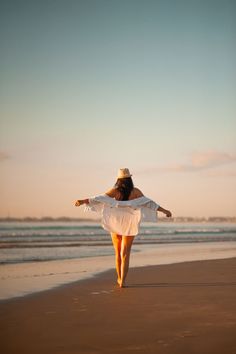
[1,257,236,354]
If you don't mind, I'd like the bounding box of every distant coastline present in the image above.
[0,216,236,223]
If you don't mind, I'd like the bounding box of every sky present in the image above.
[0,0,236,218]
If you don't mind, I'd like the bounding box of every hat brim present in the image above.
[117,174,132,179]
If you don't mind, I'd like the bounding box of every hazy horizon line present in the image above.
[0,216,235,222]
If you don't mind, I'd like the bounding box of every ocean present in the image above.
[1,221,236,265]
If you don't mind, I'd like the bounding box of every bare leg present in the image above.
[120,236,135,288]
[111,233,122,284]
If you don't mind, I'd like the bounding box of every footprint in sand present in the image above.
[90,290,114,295]
[177,330,196,338]
[157,340,169,347]
[73,307,87,312]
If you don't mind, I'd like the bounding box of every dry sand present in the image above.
[1,258,236,354]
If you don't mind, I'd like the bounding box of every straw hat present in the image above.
[117,168,132,179]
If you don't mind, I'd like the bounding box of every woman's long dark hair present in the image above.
[114,177,134,201]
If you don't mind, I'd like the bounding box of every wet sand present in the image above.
[1,258,236,354]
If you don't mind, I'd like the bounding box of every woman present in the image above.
[75,168,172,288]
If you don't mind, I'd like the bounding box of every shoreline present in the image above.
[1,257,236,354]
[1,241,236,301]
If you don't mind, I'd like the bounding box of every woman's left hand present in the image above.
[75,200,82,207]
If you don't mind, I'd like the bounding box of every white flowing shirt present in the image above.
[85,195,159,236]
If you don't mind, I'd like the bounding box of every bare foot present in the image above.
[117,279,126,288]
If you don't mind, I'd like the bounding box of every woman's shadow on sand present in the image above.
[127,281,236,288]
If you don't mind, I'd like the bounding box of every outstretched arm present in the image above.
[75,188,117,206]
[157,206,172,217]
[75,199,89,207]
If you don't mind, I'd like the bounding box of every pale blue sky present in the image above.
[0,0,236,218]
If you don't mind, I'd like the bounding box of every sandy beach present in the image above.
[1,257,236,354]
[1,242,236,301]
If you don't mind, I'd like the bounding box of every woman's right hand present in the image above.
[157,206,172,217]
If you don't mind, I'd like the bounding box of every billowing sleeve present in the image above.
[140,199,159,222]
[84,197,104,215]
